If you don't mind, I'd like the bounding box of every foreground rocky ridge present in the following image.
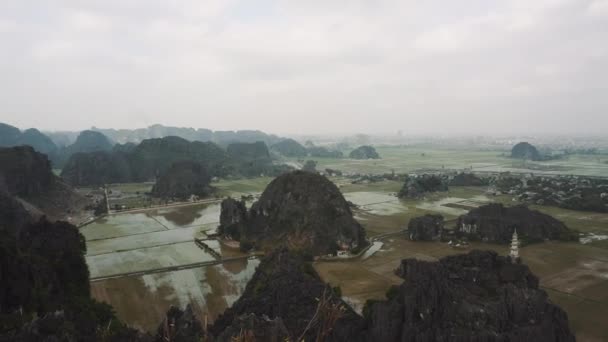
[210,248,366,341]
[218,171,367,255]
[368,250,575,341]
[210,248,574,341]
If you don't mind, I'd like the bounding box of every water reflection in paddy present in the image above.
[91,258,259,332]
[148,202,222,229]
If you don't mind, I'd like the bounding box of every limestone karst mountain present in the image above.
[219,171,367,255]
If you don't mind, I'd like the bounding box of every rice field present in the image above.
[291,146,608,177]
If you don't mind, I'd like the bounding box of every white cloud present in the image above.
[0,0,606,134]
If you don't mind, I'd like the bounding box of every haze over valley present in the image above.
[1,1,608,341]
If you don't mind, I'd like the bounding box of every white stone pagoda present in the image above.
[510,229,520,261]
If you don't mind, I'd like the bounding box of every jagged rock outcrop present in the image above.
[456,203,578,243]
[398,174,448,198]
[449,172,488,186]
[511,142,541,161]
[367,250,575,342]
[155,305,204,342]
[407,214,444,241]
[218,171,367,255]
[219,198,248,238]
[349,145,380,159]
[151,161,212,200]
[210,248,366,341]
[271,139,308,157]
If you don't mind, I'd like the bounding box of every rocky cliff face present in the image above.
[456,203,578,243]
[349,145,380,159]
[367,250,575,342]
[0,194,92,337]
[398,174,448,198]
[408,214,444,241]
[0,146,54,197]
[0,146,86,220]
[210,248,366,341]
[218,171,367,255]
[511,142,541,161]
[151,161,212,200]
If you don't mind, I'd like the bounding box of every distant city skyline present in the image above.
[1,1,607,135]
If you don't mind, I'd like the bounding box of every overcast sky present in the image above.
[0,0,607,135]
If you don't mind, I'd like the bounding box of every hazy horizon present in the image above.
[1,1,607,135]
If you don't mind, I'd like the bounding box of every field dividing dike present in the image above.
[541,286,605,306]
[86,239,194,257]
[107,198,223,215]
[356,199,401,207]
[89,255,261,282]
[84,227,169,243]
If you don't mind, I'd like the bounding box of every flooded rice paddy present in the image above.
[83,201,258,331]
